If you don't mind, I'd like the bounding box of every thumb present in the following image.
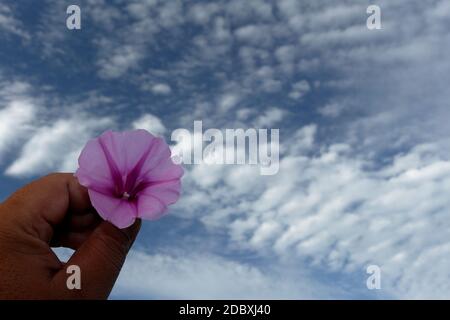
[51,219,141,299]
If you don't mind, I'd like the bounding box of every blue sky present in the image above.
[1,0,450,299]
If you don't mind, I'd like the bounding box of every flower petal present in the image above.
[136,180,181,220]
[136,193,168,220]
[138,180,182,205]
[88,189,137,228]
[146,157,184,182]
[139,137,172,176]
[75,138,116,195]
[99,130,156,175]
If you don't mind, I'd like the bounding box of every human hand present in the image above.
[0,173,141,299]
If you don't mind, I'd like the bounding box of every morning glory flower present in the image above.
[75,130,183,228]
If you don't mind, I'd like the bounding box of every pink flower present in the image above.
[75,130,183,228]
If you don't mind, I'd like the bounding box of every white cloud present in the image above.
[88,0,122,31]
[276,0,301,18]
[178,124,450,299]
[235,24,272,46]
[150,83,172,95]
[0,76,38,162]
[226,0,273,22]
[0,100,36,161]
[5,115,112,177]
[254,107,286,127]
[98,45,143,79]
[218,93,240,113]
[0,80,32,101]
[306,4,364,30]
[288,124,317,155]
[112,250,330,299]
[300,24,372,49]
[318,103,346,117]
[236,108,256,121]
[0,3,29,40]
[188,2,220,24]
[132,113,167,136]
[289,80,311,100]
[275,45,297,64]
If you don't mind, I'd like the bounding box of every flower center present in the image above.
[122,192,131,200]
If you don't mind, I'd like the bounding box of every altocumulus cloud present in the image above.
[178,128,450,299]
[111,250,334,299]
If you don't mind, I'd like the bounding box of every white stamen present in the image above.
[122,192,131,200]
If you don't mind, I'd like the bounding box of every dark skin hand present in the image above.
[0,173,141,299]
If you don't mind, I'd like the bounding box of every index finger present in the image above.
[2,173,92,242]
